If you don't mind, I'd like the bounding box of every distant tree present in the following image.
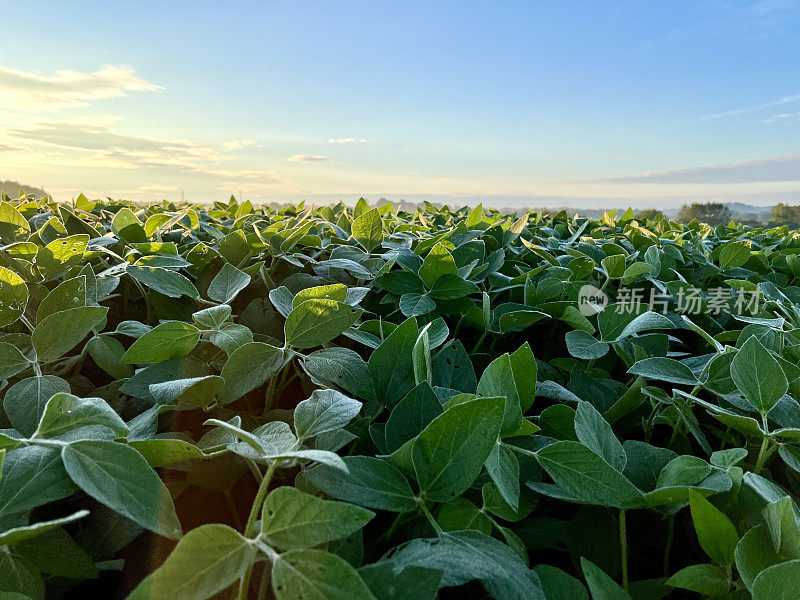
[676,202,731,226]
[769,203,800,229]
[635,208,664,221]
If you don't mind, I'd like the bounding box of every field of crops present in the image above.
[3,194,800,599]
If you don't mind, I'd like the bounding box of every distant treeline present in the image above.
[634,202,800,228]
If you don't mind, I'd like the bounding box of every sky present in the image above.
[0,0,799,208]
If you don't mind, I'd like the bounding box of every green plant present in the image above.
[3,193,800,598]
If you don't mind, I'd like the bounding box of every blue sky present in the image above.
[0,0,798,207]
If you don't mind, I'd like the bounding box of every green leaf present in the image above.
[565,330,609,360]
[260,486,374,550]
[208,323,253,355]
[534,565,588,600]
[121,321,200,364]
[294,389,362,441]
[127,264,199,299]
[418,242,457,288]
[193,304,232,328]
[437,497,492,534]
[352,208,383,252]
[574,401,626,472]
[359,564,441,600]
[377,530,544,600]
[720,241,752,269]
[0,266,28,327]
[374,271,426,295]
[628,357,698,385]
[61,440,182,539]
[301,347,377,402]
[0,552,44,600]
[689,489,739,566]
[0,342,29,380]
[271,548,376,600]
[0,446,76,518]
[35,234,88,278]
[484,442,520,510]
[12,526,98,579]
[111,207,146,242]
[36,275,88,322]
[620,261,654,285]
[412,397,504,502]
[33,393,129,439]
[667,564,731,597]
[466,203,483,227]
[305,456,417,512]
[735,524,784,591]
[284,299,362,349]
[129,438,205,467]
[0,510,88,546]
[399,293,436,317]
[85,335,133,379]
[3,375,70,436]
[219,342,287,403]
[731,336,787,414]
[752,559,800,600]
[368,316,418,406]
[0,201,31,242]
[657,455,712,488]
[535,441,644,508]
[428,274,480,299]
[581,557,631,600]
[385,383,442,453]
[598,308,673,343]
[293,284,348,308]
[509,342,537,412]
[32,306,108,363]
[206,262,251,303]
[763,496,800,556]
[432,339,477,393]
[412,324,432,385]
[127,524,256,600]
[149,375,225,408]
[477,354,524,435]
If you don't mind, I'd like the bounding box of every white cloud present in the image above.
[288,154,331,162]
[593,154,800,184]
[763,112,800,123]
[220,139,260,151]
[0,64,161,111]
[4,120,282,184]
[327,138,368,144]
[700,92,800,120]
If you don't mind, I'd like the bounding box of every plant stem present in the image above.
[417,498,442,533]
[619,509,629,592]
[472,330,488,354]
[262,373,280,415]
[663,514,675,576]
[754,435,770,475]
[239,460,280,600]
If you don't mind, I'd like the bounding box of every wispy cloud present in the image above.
[592,154,800,184]
[700,92,800,120]
[220,139,260,151]
[0,64,161,111]
[5,120,281,183]
[750,0,800,15]
[327,138,367,144]
[763,111,800,123]
[288,154,331,162]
